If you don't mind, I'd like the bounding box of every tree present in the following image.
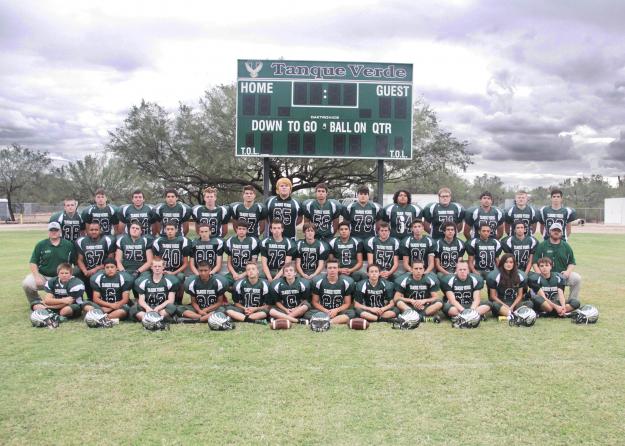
[0,144,50,221]
[469,174,506,205]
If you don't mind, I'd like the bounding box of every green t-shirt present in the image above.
[90,271,133,303]
[354,279,394,307]
[533,240,576,273]
[30,238,76,277]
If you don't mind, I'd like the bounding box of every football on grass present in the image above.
[349,318,369,330]
[270,319,291,330]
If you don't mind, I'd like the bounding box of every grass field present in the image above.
[1,230,625,445]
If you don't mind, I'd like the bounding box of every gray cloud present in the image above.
[605,131,625,162]
[485,134,577,162]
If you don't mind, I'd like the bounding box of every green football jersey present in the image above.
[90,271,133,303]
[486,269,527,304]
[533,240,576,273]
[229,202,268,237]
[303,199,342,239]
[501,235,538,271]
[151,236,191,271]
[269,277,311,309]
[465,237,502,271]
[260,237,296,271]
[342,201,381,240]
[134,275,179,307]
[435,237,466,271]
[328,237,363,269]
[538,206,576,241]
[185,275,227,309]
[354,279,394,307]
[82,204,119,235]
[154,202,192,236]
[118,204,156,236]
[364,236,400,271]
[233,277,270,307]
[296,239,330,274]
[75,235,115,270]
[225,235,260,273]
[191,205,230,237]
[44,276,85,303]
[265,196,302,239]
[529,273,565,302]
[504,205,538,236]
[380,203,422,239]
[191,237,224,270]
[422,202,465,239]
[400,234,436,269]
[49,211,85,241]
[313,276,354,310]
[30,238,76,277]
[396,274,440,300]
[116,234,152,272]
[464,206,504,238]
[440,274,484,306]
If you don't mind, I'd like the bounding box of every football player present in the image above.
[153,188,192,236]
[529,257,580,316]
[434,222,466,279]
[504,190,537,236]
[400,220,436,276]
[380,189,422,240]
[49,197,84,241]
[192,186,230,237]
[31,262,84,320]
[328,221,366,282]
[353,264,398,322]
[463,191,504,240]
[224,219,260,282]
[465,223,502,280]
[84,259,132,320]
[268,263,311,323]
[501,219,539,275]
[115,221,153,279]
[422,187,464,239]
[117,189,156,236]
[394,260,443,317]
[260,219,296,282]
[75,222,116,300]
[486,253,532,317]
[151,222,191,304]
[441,260,491,318]
[229,185,268,237]
[303,182,342,241]
[307,259,356,324]
[265,177,302,239]
[365,222,400,283]
[538,189,576,242]
[130,257,178,322]
[226,263,270,323]
[82,189,119,236]
[532,222,581,301]
[23,222,76,307]
[341,185,381,241]
[178,261,228,321]
[295,222,329,281]
[189,223,224,277]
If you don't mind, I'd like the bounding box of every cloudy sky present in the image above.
[1,0,624,188]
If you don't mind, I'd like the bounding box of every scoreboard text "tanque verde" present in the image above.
[236,60,413,160]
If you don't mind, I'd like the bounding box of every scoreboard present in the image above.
[236,60,413,160]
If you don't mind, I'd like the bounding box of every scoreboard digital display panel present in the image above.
[236,60,413,160]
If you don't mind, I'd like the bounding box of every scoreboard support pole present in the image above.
[377,159,384,206]
[263,157,271,237]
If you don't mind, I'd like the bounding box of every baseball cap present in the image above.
[549,222,563,232]
[48,222,61,231]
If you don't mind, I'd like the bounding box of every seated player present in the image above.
[268,263,311,323]
[465,223,502,280]
[226,263,270,323]
[189,223,224,277]
[365,221,400,283]
[130,257,178,322]
[434,222,466,279]
[422,187,464,240]
[75,222,116,300]
[115,221,153,279]
[353,264,398,322]
[380,189,422,240]
[151,222,191,304]
[441,260,491,318]
[84,259,132,320]
[82,188,119,236]
[260,219,296,282]
[303,182,342,241]
[328,221,366,282]
[501,219,539,275]
[401,220,436,276]
[486,253,532,318]
[307,259,356,325]
[178,261,228,322]
[529,257,580,317]
[463,191,504,239]
[192,187,230,237]
[153,188,192,236]
[32,263,85,320]
[295,222,329,281]
[394,260,443,318]
[229,185,268,237]
[117,189,156,236]
[224,219,260,282]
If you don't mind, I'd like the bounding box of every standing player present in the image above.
[504,190,537,236]
[296,222,329,281]
[224,219,260,282]
[268,263,311,323]
[394,260,443,318]
[115,221,153,278]
[538,189,576,241]
[266,178,303,239]
[177,261,228,322]
[380,189,422,240]
[341,185,381,241]
[226,263,270,323]
[486,254,532,318]
[82,189,119,236]
[400,220,436,276]
[130,257,178,322]
[501,220,539,275]
[151,222,191,304]
[153,188,192,237]
[84,259,132,320]
[189,224,224,277]
[434,222,466,279]
[308,259,355,325]
[441,260,491,319]
[365,222,400,283]
[422,187,465,239]
[117,189,156,236]
[35,263,85,320]
[192,187,230,237]
[328,221,366,282]
[75,222,116,299]
[260,220,296,282]
[229,185,268,237]
[50,197,84,241]
[353,264,398,322]
[303,183,342,241]
[465,223,502,280]
[529,257,580,316]
[463,191,504,240]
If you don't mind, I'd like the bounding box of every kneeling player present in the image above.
[33,263,85,319]
[530,257,580,317]
[268,263,311,323]
[353,264,398,322]
[394,260,443,317]
[486,253,532,317]
[226,263,270,323]
[307,259,356,324]
[178,261,228,322]
[441,260,491,318]
[84,259,132,320]
[130,257,178,322]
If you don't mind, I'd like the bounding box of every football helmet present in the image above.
[85,309,114,328]
[309,311,331,332]
[30,309,59,329]
[509,306,537,327]
[571,305,599,324]
[452,308,481,328]
[142,311,169,331]
[208,311,234,331]
[392,309,421,330]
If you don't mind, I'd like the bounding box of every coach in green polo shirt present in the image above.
[22,222,76,306]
